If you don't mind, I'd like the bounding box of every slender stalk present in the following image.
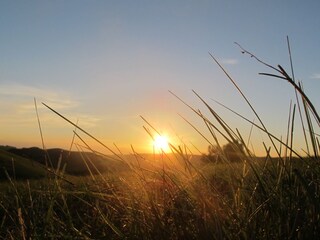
[34,98,52,169]
[42,102,124,161]
[210,99,303,159]
[209,52,282,158]
[287,36,310,155]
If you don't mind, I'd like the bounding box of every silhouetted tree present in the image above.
[222,141,244,162]
[202,140,245,163]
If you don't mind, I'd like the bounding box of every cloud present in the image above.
[19,99,78,112]
[0,83,84,125]
[0,83,55,98]
[0,82,79,110]
[310,73,320,79]
[71,114,102,128]
[220,58,238,65]
[0,83,101,128]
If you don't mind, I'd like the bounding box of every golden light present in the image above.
[153,135,170,153]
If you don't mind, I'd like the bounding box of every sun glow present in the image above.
[153,135,170,153]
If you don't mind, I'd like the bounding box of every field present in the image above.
[1,46,320,239]
[1,152,319,239]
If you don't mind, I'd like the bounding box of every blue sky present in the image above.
[1,0,319,155]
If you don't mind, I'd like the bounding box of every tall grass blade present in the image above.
[287,36,310,156]
[300,83,318,158]
[42,102,124,161]
[285,101,293,160]
[209,52,281,157]
[34,98,53,169]
[289,104,296,161]
[211,99,303,159]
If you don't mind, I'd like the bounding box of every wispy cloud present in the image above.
[0,83,55,98]
[0,82,79,110]
[220,58,238,65]
[310,73,320,79]
[19,99,78,112]
[0,83,104,135]
[0,83,101,129]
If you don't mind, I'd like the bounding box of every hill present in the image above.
[0,149,47,180]
[6,147,128,176]
[1,146,202,179]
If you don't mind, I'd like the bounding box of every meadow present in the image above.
[1,43,320,239]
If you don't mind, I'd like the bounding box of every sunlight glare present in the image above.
[153,135,170,153]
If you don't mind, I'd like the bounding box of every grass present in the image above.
[1,41,320,239]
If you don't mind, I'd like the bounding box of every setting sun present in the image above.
[153,135,170,153]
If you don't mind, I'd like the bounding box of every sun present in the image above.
[153,135,170,153]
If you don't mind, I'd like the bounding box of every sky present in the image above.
[1,0,320,155]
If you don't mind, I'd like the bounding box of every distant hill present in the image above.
[0,145,16,151]
[0,149,47,180]
[0,146,203,180]
[6,147,127,176]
